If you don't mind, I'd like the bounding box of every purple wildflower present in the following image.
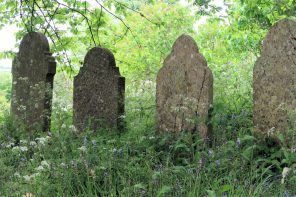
[215,160,221,167]
[91,140,96,146]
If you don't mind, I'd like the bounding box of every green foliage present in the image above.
[0,0,296,196]
[231,0,296,29]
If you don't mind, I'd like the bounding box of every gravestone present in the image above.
[73,47,125,132]
[253,19,296,136]
[156,34,213,139]
[11,32,56,133]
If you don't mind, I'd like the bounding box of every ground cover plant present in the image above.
[0,0,296,196]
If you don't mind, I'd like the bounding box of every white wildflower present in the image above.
[23,173,40,182]
[29,141,37,147]
[14,172,21,178]
[61,124,66,129]
[149,136,155,140]
[20,146,28,152]
[35,165,44,171]
[5,142,15,148]
[23,175,31,181]
[41,160,50,168]
[78,146,87,152]
[20,140,28,144]
[35,137,47,145]
[12,146,20,152]
[69,125,77,132]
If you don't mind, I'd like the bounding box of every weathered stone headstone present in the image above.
[156,34,213,139]
[11,32,56,133]
[253,19,296,136]
[73,47,125,132]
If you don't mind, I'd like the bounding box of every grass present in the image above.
[0,72,296,196]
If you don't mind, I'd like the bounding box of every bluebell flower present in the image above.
[215,160,221,167]
[236,138,241,146]
[83,137,88,146]
[284,190,290,197]
[91,140,96,146]
[221,193,227,197]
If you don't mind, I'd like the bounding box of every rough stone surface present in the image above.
[253,19,296,136]
[156,34,213,139]
[74,47,125,132]
[11,32,56,133]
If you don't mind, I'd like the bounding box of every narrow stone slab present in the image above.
[11,32,56,133]
[73,47,125,132]
[253,19,296,136]
[156,34,213,139]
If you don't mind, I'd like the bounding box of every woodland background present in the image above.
[0,0,296,196]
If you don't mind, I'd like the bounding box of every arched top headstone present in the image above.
[79,47,120,75]
[74,47,125,132]
[11,32,56,134]
[261,19,296,53]
[19,32,50,53]
[156,34,213,140]
[171,34,200,55]
[163,34,208,71]
[253,19,296,140]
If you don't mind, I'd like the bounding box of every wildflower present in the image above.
[35,165,45,171]
[103,171,108,177]
[35,137,47,145]
[41,160,50,168]
[83,137,88,146]
[5,142,15,148]
[61,124,66,129]
[236,138,241,146]
[91,140,96,146]
[25,173,40,180]
[78,146,87,153]
[149,136,155,140]
[29,141,37,147]
[69,125,77,132]
[12,146,20,152]
[221,193,227,197]
[14,172,21,178]
[23,175,31,181]
[70,160,77,168]
[284,190,290,197]
[215,160,221,167]
[20,140,28,144]
[208,150,213,157]
[20,146,28,152]
[281,167,290,184]
[23,192,35,197]
[60,162,66,167]
[118,148,123,157]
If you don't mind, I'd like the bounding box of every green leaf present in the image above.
[157,186,172,197]
[219,184,233,194]
[206,190,216,197]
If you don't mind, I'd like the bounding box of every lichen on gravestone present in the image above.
[156,34,213,141]
[10,32,56,134]
[253,19,296,141]
[73,47,125,132]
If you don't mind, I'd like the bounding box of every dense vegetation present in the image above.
[0,0,296,196]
